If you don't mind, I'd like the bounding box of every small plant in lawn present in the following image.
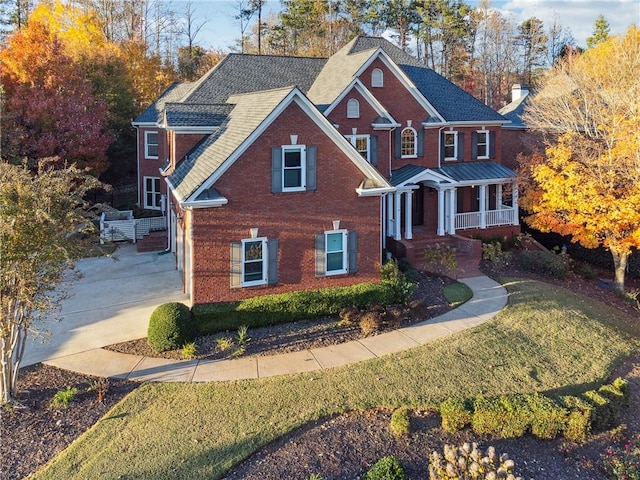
[390,406,411,437]
[623,289,640,310]
[364,455,406,480]
[423,243,457,276]
[182,342,198,359]
[87,378,109,403]
[601,433,640,480]
[215,336,234,352]
[307,475,325,480]
[428,443,522,480]
[50,386,78,409]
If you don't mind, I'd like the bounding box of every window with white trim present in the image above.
[346,134,370,162]
[241,237,267,286]
[347,98,360,118]
[282,145,306,191]
[371,68,384,87]
[325,229,348,275]
[401,127,417,158]
[145,131,159,159]
[444,131,458,160]
[476,130,489,158]
[144,176,162,210]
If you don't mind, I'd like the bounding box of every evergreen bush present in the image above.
[147,302,196,352]
[364,456,406,480]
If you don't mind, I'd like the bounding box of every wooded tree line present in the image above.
[234,0,579,109]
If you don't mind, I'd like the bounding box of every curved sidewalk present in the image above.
[44,276,507,383]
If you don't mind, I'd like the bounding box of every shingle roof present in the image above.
[401,65,506,123]
[436,162,516,182]
[132,82,194,124]
[183,54,327,104]
[169,87,296,201]
[499,93,530,129]
[164,103,233,128]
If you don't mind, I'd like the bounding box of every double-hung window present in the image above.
[476,131,489,159]
[346,135,370,162]
[241,237,267,286]
[144,176,162,210]
[282,146,306,191]
[444,131,458,160]
[145,131,159,159]
[325,229,348,275]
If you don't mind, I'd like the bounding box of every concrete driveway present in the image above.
[22,244,188,366]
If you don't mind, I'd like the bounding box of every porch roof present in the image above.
[389,164,453,187]
[435,162,516,183]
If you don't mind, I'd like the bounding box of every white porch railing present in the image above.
[100,211,167,243]
[455,207,516,230]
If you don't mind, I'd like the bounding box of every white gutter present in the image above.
[356,186,395,197]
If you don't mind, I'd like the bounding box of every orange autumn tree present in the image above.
[520,26,640,292]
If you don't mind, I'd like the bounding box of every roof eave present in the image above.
[181,198,228,208]
[356,186,395,197]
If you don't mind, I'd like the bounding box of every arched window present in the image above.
[372,68,384,87]
[401,127,417,157]
[347,98,360,118]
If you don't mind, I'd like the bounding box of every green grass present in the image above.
[443,282,473,307]
[34,278,640,480]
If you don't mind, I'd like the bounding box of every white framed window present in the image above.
[476,130,489,159]
[401,127,417,158]
[144,176,162,210]
[282,145,306,192]
[444,131,458,160]
[346,134,370,162]
[241,237,268,286]
[145,131,159,159]
[371,68,384,87]
[325,229,348,275]
[347,98,360,118]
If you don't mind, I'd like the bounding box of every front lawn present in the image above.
[34,278,640,479]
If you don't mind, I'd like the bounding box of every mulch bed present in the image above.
[2,268,638,480]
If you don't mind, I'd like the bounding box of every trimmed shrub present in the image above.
[583,389,616,431]
[612,377,631,406]
[390,406,411,437]
[526,393,567,439]
[558,395,593,442]
[193,282,395,334]
[364,456,406,480]
[147,302,196,352]
[472,395,531,438]
[439,397,472,433]
[518,250,569,279]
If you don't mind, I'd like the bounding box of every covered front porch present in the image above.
[384,162,520,244]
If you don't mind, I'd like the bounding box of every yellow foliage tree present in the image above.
[521,26,640,292]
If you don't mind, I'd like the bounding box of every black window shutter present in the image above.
[471,131,478,159]
[439,132,445,161]
[315,234,325,277]
[271,147,282,192]
[394,129,401,157]
[267,238,278,285]
[230,242,242,288]
[347,231,358,273]
[370,135,378,166]
[456,132,465,160]
[417,129,424,156]
[306,146,317,191]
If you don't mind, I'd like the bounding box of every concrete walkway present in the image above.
[43,276,507,383]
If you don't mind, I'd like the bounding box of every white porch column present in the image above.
[386,193,394,235]
[437,188,445,236]
[394,191,402,240]
[447,188,456,234]
[404,190,413,239]
[512,182,519,225]
[479,185,487,229]
[497,184,503,208]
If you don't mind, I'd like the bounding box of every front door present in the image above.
[411,185,424,226]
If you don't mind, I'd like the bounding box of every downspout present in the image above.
[188,208,194,306]
[134,126,141,207]
[164,192,171,253]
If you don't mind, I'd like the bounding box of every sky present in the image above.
[185,0,639,52]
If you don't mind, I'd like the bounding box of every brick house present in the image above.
[133,36,520,305]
